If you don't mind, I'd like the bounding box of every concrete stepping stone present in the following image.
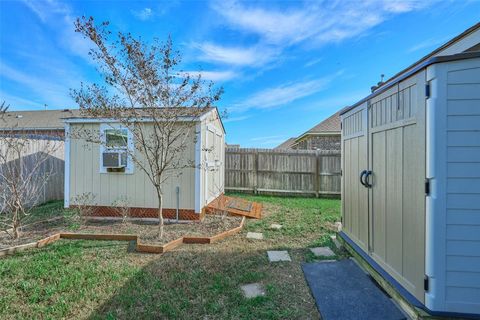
[310,247,335,257]
[267,250,291,262]
[246,232,264,240]
[241,283,265,298]
[270,223,283,230]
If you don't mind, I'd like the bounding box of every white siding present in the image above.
[426,57,480,314]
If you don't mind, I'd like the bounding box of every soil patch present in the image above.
[1,214,243,249]
[0,217,68,249]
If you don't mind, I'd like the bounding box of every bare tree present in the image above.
[71,17,222,238]
[0,128,61,239]
[0,101,9,115]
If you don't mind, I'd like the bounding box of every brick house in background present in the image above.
[291,111,341,151]
[273,137,296,150]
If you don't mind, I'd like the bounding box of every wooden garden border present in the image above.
[0,217,246,257]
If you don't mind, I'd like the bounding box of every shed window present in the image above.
[99,124,134,174]
[105,129,128,149]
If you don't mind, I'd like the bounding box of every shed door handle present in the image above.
[364,170,373,188]
[360,170,368,187]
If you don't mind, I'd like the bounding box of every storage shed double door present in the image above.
[342,70,427,303]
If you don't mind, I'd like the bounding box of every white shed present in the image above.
[64,107,225,221]
[340,24,480,317]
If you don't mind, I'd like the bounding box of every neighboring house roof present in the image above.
[274,138,296,150]
[0,109,80,130]
[293,111,341,145]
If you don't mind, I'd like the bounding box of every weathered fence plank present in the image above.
[0,138,64,204]
[225,148,341,197]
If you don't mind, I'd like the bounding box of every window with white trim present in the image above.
[99,123,134,174]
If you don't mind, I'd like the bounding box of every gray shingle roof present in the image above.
[304,111,341,134]
[0,107,217,130]
[274,138,296,150]
[0,109,80,130]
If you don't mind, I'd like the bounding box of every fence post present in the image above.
[315,153,320,198]
[254,150,259,194]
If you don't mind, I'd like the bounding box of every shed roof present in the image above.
[63,107,215,120]
[0,109,80,130]
[0,107,222,131]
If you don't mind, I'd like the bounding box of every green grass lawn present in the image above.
[0,194,343,320]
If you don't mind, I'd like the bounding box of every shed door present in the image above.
[205,124,222,204]
[341,103,369,252]
[368,71,426,303]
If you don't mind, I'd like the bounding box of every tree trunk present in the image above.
[158,192,164,239]
[12,209,19,240]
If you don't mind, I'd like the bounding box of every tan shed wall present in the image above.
[68,122,197,210]
[342,70,427,303]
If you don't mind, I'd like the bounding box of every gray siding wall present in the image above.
[444,64,480,312]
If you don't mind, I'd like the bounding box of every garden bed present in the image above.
[75,214,242,245]
[0,217,68,250]
[0,213,243,251]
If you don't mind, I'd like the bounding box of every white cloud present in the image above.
[223,115,249,123]
[301,91,369,112]
[232,71,343,111]
[22,0,93,63]
[304,57,323,68]
[183,70,238,82]
[0,91,44,110]
[250,135,287,147]
[212,0,437,46]
[407,36,450,53]
[199,0,436,70]
[192,42,277,67]
[132,8,154,21]
[0,62,74,108]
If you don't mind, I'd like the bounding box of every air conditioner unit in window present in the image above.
[102,151,127,168]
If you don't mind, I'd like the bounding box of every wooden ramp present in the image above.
[206,195,262,219]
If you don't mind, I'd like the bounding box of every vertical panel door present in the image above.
[342,102,369,251]
[368,71,426,303]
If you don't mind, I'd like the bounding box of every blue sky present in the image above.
[0,0,479,147]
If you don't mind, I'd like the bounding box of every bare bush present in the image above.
[0,132,61,239]
[111,196,131,224]
[71,192,97,224]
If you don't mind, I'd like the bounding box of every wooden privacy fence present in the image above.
[225,148,341,197]
[0,137,64,205]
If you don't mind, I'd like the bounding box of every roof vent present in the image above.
[371,74,385,93]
